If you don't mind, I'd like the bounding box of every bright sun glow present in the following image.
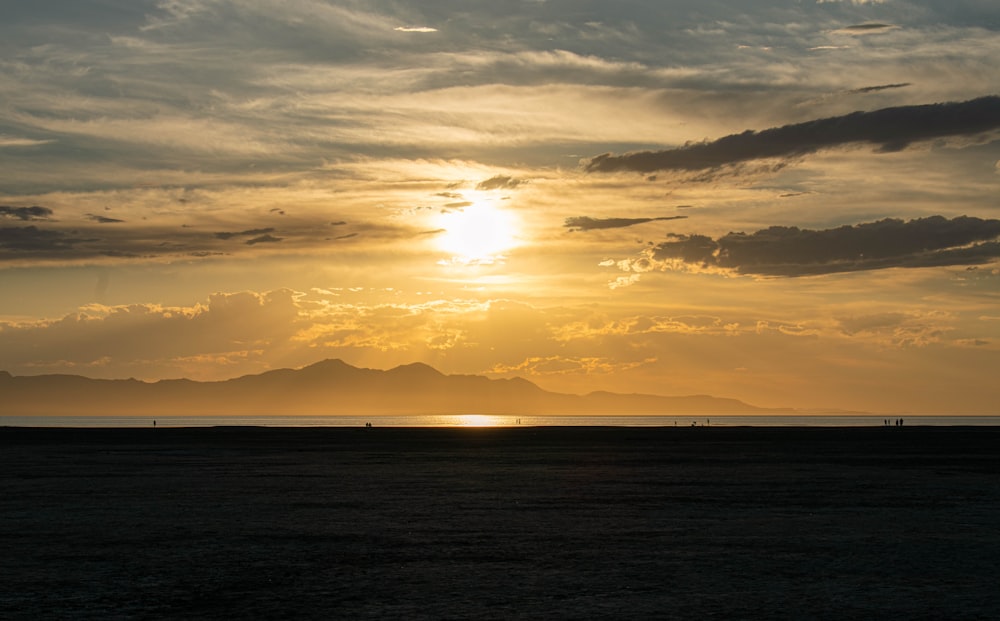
[435,198,519,264]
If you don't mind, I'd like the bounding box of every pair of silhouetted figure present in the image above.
[364,422,373,428]
[884,418,904,427]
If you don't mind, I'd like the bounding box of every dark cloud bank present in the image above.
[848,83,910,95]
[565,215,687,231]
[87,214,125,224]
[476,175,523,190]
[214,227,277,240]
[215,228,283,244]
[655,216,1000,276]
[586,96,1000,173]
[838,23,898,33]
[0,206,52,221]
[0,226,97,254]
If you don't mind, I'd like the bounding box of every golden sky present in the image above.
[1,0,999,413]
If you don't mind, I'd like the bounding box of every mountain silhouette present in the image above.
[0,359,778,416]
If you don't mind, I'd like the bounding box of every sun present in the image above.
[435,198,519,264]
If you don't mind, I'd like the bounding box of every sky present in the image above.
[1,0,999,414]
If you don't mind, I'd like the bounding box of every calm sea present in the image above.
[2,414,999,428]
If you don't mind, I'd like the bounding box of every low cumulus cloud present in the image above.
[585,96,1000,174]
[648,215,1000,276]
[836,311,950,348]
[0,290,554,381]
[0,206,53,221]
[565,215,688,231]
[0,137,54,147]
[0,290,304,377]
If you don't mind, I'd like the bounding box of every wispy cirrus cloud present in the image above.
[394,26,437,33]
[0,137,54,148]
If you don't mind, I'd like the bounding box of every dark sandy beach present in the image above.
[2,425,999,619]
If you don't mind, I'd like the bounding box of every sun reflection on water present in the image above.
[456,414,507,427]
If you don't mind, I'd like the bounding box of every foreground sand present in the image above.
[2,426,998,619]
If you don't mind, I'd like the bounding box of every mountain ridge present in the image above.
[0,359,788,416]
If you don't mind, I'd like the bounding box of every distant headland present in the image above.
[0,359,790,416]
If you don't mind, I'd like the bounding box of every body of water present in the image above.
[2,414,999,427]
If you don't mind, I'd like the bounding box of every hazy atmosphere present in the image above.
[2,0,999,413]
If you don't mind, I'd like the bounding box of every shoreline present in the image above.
[5,424,1000,460]
[3,411,999,430]
[4,424,998,619]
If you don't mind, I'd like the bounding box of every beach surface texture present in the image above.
[2,425,998,619]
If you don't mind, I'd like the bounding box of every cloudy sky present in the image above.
[2,0,999,413]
